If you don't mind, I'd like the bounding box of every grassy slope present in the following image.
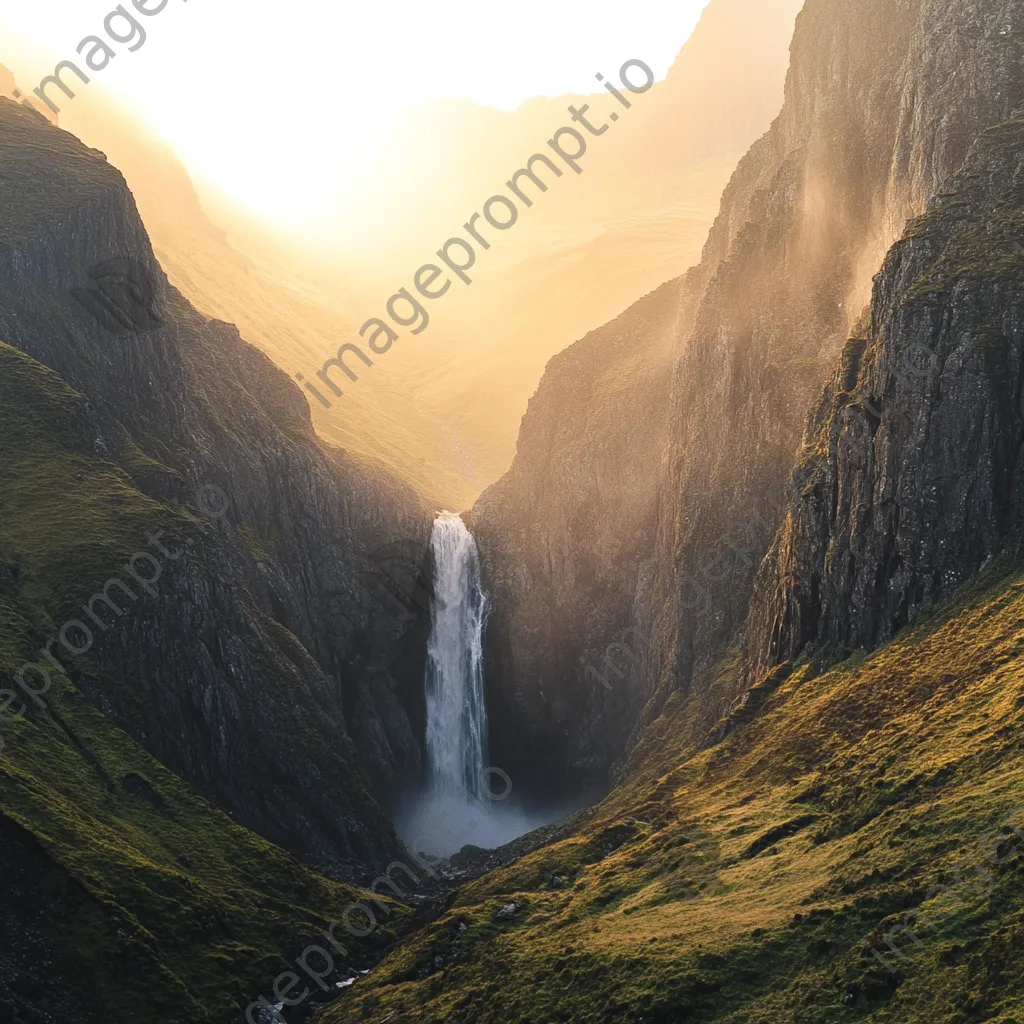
[322,568,1024,1023]
[0,339,402,1023]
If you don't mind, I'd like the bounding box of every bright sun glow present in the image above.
[1,0,711,229]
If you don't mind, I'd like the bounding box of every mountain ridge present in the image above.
[0,97,431,870]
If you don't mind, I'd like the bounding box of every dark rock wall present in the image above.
[748,117,1024,675]
[469,280,687,799]
[469,0,1024,790]
[0,101,432,873]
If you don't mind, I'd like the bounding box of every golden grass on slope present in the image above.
[321,567,1024,1023]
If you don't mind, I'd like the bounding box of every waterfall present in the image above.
[398,512,550,855]
[424,512,489,802]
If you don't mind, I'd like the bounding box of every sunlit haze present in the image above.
[1,0,712,231]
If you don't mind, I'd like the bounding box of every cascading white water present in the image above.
[424,512,489,801]
[398,513,555,856]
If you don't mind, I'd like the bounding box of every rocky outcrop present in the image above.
[747,116,1024,675]
[0,100,433,874]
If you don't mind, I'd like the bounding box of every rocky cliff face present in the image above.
[747,115,1024,676]
[472,0,1024,790]
[469,280,687,797]
[0,100,433,874]
[644,0,1024,732]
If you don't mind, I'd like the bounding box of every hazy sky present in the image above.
[2,0,712,226]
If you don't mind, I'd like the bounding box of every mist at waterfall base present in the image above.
[396,513,563,857]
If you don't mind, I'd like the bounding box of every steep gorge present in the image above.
[6,0,1024,1019]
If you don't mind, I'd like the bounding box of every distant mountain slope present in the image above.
[0,61,55,123]
[54,95,475,509]
[401,162,738,487]
[306,0,805,269]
